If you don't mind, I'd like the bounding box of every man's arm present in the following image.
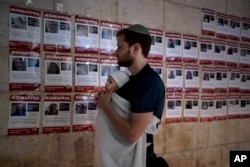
[96,91,153,144]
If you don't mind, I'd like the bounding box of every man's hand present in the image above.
[95,90,113,112]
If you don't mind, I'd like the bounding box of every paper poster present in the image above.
[214,95,227,121]
[226,41,239,67]
[100,21,122,56]
[43,95,71,134]
[240,68,250,94]
[228,15,241,41]
[199,37,213,65]
[9,50,41,90]
[165,33,182,63]
[45,54,72,92]
[75,56,99,92]
[201,8,216,36]
[9,6,41,51]
[216,12,228,39]
[184,65,199,93]
[75,16,100,54]
[148,28,163,60]
[201,66,215,93]
[213,39,227,66]
[200,95,214,122]
[239,95,250,118]
[148,60,163,78]
[239,44,250,68]
[182,34,198,64]
[43,12,71,52]
[99,58,120,89]
[165,94,183,123]
[73,94,97,131]
[228,67,241,93]
[241,17,250,42]
[214,66,228,93]
[183,94,199,122]
[8,95,41,136]
[166,64,183,93]
[228,94,240,119]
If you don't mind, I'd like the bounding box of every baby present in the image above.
[104,70,129,92]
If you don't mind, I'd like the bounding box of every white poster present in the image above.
[166,64,183,93]
[182,34,198,64]
[199,37,213,65]
[228,67,241,93]
[45,54,72,92]
[43,12,71,52]
[226,41,239,67]
[165,94,183,123]
[100,21,122,56]
[228,15,241,41]
[228,94,240,119]
[200,95,214,122]
[241,17,250,42]
[75,56,99,92]
[75,16,99,54]
[148,28,163,60]
[214,95,227,121]
[8,95,40,136]
[148,60,163,78]
[165,33,182,63]
[43,95,71,134]
[239,44,250,68]
[73,94,97,131]
[184,64,199,93]
[9,50,41,90]
[240,95,250,118]
[202,8,216,36]
[183,94,199,122]
[214,39,227,66]
[240,68,250,94]
[9,6,41,51]
[215,66,228,93]
[201,66,215,93]
[216,12,228,39]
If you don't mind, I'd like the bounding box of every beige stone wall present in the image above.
[0,0,250,167]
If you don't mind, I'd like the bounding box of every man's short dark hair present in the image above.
[116,29,151,57]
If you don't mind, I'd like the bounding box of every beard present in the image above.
[117,50,134,67]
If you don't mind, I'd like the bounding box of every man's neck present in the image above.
[128,58,147,76]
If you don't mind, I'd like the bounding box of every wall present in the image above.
[0,0,250,167]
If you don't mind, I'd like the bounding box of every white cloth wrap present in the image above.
[94,93,159,167]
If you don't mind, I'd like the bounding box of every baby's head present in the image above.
[105,71,129,92]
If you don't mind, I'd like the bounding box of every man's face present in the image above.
[115,35,134,67]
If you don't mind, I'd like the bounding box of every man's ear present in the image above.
[131,43,140,55]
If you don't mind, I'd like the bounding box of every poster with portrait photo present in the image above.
[199,37,213,65]
[165,94,183,123]
[75,56,99,92]
[239,44,250,68]
[202,8,216,36]
[226,41,239,67]
[240,68,250,94]
[9,6,41,51]
[43,12,71,52]
[213,39,227,66]
[148,60,163,78]
[99,58,120,89]
[166,64,183,93]
[215,66,228,93]
[45,54,72,92]
[228,67,241,93]
[182,34,198,64]
[9,50,41,90]
[8,95,41,136]
[241,17,250,42]
[75,16,100,54]
[228,95,240,119]
[148,28,163,60]
[201,66,215,93]
[73,94,97,131]
[239,95,250,118]
[165,33,182,63]
[228,15,241,41]
[216,12,229,39]
[214,95,227,121]
[200,95,214,122]
[100,21,122,55]
[183,94,199,122]
[43,95,71,134]
[184,65,199,93]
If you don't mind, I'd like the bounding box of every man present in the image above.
[95,24,167,167]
